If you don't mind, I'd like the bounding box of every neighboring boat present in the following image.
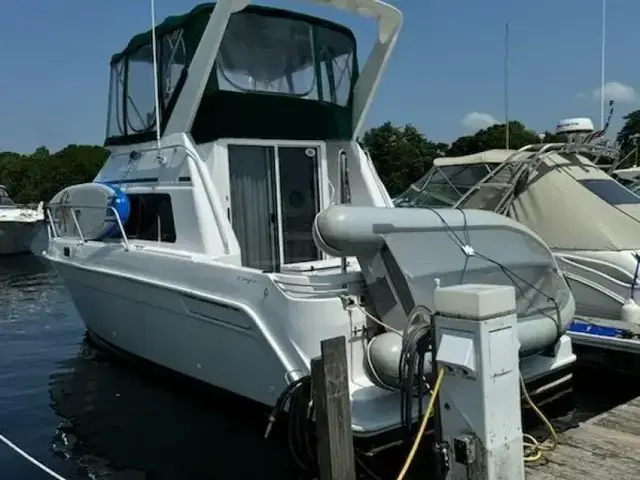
[0,185,44,255]
[395,118,640,353]
[612,167,640,188]
[44,0,576,438]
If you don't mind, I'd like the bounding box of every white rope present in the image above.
[0,433,68,480]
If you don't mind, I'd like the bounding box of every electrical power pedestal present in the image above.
[434,283,524,480]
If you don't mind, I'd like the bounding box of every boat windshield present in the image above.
[394,164,495,208]
[0,188,16,207]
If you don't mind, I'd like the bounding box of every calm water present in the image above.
[2,253,640,480]
[0,254,297,480]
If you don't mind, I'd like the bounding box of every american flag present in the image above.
[584,100,615,143]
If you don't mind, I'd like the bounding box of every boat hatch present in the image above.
[105,3,358,146]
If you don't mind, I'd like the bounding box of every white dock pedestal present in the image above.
[434,284,524,480]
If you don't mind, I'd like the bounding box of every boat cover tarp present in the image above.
[415,150,640,251]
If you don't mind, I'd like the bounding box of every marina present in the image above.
[4,0,640,479]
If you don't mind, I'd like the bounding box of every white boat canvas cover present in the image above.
[399,149,640,251]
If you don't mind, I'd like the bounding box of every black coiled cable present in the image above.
[398,306,433,446]
[265,375,386,479]
[264,375,317,473]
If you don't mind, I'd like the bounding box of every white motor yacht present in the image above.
[44,0,576,438]
[0,185,44,255]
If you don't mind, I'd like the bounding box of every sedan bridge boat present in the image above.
[44,0,576,439]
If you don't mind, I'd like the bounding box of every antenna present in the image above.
[504,22,510,150]
[600,0,606,129]
[150,0,162,150]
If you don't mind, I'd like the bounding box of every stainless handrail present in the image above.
[104,142,231,254]
[451,143,563,209]
[46,203,131,251]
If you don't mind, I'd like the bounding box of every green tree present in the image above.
[361,122,448,195]
[447,121,541,157]
[32,146,51,160]
[616,110,640,163]
[0,145,108,203]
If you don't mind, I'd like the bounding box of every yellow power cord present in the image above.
[395,368,557,480]
[520,373,558,462]
[396,367,445,480]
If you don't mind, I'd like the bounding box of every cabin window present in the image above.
[216,14,318,99]
[317,26,355,106]
[159,29,187,108]
[579,179,640,205]
[106,29,190,142]
[214,13,355,106]
[126,45,158,134]
[124,193,176,243]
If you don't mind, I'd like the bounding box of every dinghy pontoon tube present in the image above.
[313,205,575,387]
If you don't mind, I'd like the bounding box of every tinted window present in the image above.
[124,193,177,242]
[579,179,640,205]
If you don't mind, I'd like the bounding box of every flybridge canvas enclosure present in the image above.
[313,205,574,356]
[106,3,358,145]
[396,149,640,251]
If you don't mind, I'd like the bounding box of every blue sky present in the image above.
[1,0,638,153]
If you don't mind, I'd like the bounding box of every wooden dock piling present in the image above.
[311,336,356,480]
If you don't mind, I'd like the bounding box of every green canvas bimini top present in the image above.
[110,2,356,65]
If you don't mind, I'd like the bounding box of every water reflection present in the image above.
[0,253,61,325]
[48,337,299,480]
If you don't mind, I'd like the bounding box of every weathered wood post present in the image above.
[311,335,356,480]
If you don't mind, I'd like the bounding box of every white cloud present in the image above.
[461,112,499,131]
[590,81,639,103]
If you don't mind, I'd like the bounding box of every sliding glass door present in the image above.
[228,144,322,271]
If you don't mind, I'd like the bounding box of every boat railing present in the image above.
[45,203,131,252]
[103,142,232,255]
[450,143,563,212]
[447,137,624,214]
[604,147,637,175]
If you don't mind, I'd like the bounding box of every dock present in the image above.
[527,396,640,479]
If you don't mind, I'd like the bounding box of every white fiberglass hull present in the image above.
[45,239,576,437]
[0,220,43,255]
[555,249,640,354]
[555,250,640,321]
